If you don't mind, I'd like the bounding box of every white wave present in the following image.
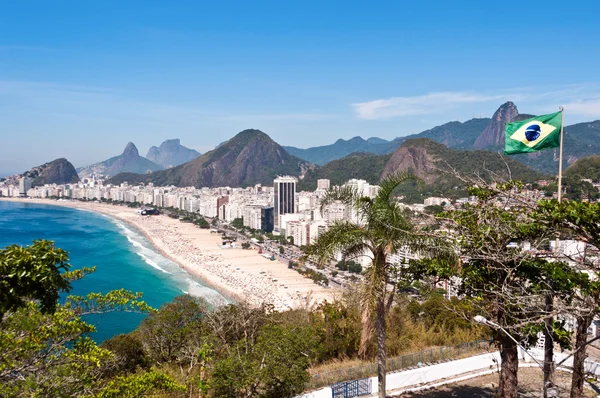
[185,278,229,307]
[136,252,171,274]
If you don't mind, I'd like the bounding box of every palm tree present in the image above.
[306,173,455,398]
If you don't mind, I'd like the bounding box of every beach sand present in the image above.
[1,198,334,311]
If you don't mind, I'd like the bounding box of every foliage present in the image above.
[305,172,455,397]
[138,295,208,364]
[0,240,72,319]
[100,332,149,375]
[241,242,251,249]
[96,370,186,398]
[194,217,210,229]
[231,217,244,229]
[211,323,314,398]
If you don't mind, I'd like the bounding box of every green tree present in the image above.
[138,295,208,364]
[231,217,244,229]
[211,323,313,397]
[100,332,149,375]
[535,199,600,397]
[437,183,562,398]
[0,240,72,319]
[306,173,455,398]
[0,289,156,396]
[195,217,210,229]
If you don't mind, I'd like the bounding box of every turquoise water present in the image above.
[0,200,230,342]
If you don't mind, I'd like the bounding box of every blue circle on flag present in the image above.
[525,124,541,142]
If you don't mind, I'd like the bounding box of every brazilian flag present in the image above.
[504,111,562,155]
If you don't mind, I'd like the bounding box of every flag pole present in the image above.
[557,106,565,203]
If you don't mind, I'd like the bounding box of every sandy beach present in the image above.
[1,198,334,311]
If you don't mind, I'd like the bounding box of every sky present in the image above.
[2,0,600,175]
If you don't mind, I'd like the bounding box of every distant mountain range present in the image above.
[108,129,314,188]
[285,102,600,175]
[284,118,490,165]
[146,139,201,168]
[77,142,163,178]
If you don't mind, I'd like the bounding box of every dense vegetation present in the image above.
[298,152,392,191]
[0,240,486,397]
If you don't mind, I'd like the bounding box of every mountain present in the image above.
[285,118,490,166]
[298,152,393,191]
[77,142,163,178]
[473,101,519,149]
[146,139,201,168]
[284,136,392,166]
[564,155,600,181]
[20,158,79,186]
[300,138,546,203]
[108,129,315,188]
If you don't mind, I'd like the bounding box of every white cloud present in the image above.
[563,98,600,117]
[352,85,600,121]
[353,92,505,120]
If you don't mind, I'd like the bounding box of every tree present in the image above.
[535,199,600,397]
[231,217,244,230]
[138,295,208,364]
[241,242,251,249]
[0,240,72,319]
[305,173,455,397]
[0,288,158,396]
[211,323,314,397]
[100,332,149,375]
[437,183,564,398]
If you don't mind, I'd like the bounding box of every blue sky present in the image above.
[1,1,600,175]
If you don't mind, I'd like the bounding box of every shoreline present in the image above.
[0,197,333,310]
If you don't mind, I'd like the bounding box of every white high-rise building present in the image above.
[274,176,297,231]
[317,179,330,190]
[19,177,32,197]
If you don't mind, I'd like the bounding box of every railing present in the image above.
[308,339,492,390]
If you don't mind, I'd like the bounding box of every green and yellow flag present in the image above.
[504,111,562,155]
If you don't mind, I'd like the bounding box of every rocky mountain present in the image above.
[299,138,545,203]
[473,101,519,149]
[146,139,201,168]
[19,158,79,186]
[77,142,163,178]
[108,129,315,188]
[286,118,490,166]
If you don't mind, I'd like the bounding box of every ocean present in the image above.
[0,200,230,342]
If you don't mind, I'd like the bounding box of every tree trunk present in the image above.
[376,295,387,398]
[498,332,519,398]
[571,314,593,398]
[543,294,554,398]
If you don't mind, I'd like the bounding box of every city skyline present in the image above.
[2,1,600,175]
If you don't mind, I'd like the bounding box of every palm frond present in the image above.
[305,220,370,266]
[319,185,361,216]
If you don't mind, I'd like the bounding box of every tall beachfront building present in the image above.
[273,176,297,232]
[19,177,32,197]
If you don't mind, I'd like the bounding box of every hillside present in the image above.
[20,158,79,186]
[298,152,393,191]
[78,143,163,178]
[146,139,201,167]
[109,129,315,188]
[564,155,600,182]
[300,138,546,203]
